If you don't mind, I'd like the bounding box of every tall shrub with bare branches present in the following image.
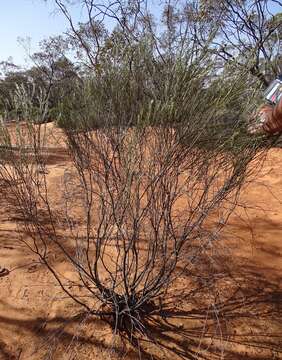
[0,0,277,352]
[0,58,269,334]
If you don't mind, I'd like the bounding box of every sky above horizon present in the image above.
[0,0,281,68]
[0,0,83,67]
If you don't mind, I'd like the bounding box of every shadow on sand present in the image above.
[0,252,280,360]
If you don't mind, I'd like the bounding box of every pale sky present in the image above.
[0,0,281,67]
[0,0,84,66]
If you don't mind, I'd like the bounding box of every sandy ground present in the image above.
[0,123,281,359]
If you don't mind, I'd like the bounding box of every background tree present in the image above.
[193,0,282,86]
[0,36,79,121]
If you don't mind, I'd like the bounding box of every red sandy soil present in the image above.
[0,123,281,359]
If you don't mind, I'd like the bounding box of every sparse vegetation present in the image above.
[0,1,281,359]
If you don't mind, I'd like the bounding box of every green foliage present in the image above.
[1,1,278,151]
[55,33,268,156]
[0,36,78,122]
